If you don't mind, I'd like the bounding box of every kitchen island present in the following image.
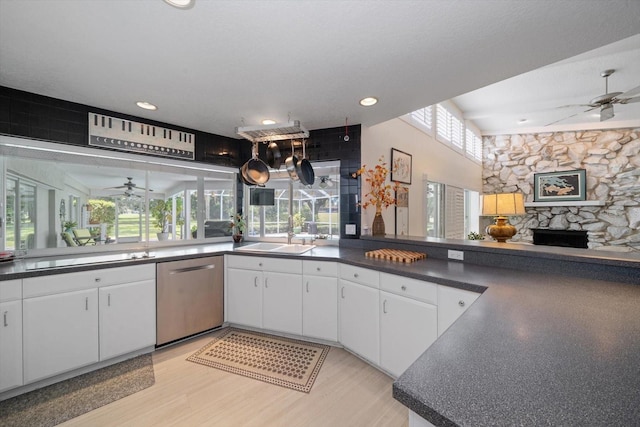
[1,240,639,425]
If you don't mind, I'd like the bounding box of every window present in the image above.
[426,182,479,240]
[1,137,237,252]
[425,182,444,238]
[409,102,483,163]
[436,104,464,150]
[409,106,432,132]
[245,161,340,241]
[465,126,483,162]
[5,175,37,250]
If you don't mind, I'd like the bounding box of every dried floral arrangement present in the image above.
[353,156,400,210]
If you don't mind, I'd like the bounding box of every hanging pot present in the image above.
[285,140,300,181]
[266,142,282,169]
[240,164,257,186]
[296,139,315,186]
[244,142,270,185]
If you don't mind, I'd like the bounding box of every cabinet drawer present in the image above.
[0,279,21,302]
[23,264,156,298]
[339,264,379,288]
[226,255,263,270]
[226,255,302,274]
[303,260,338,277]
[380,273,437,305]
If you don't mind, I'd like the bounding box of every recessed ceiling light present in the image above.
[262,119,276,125]
[163,0,195,9]
[136,101,157,111]
[517,118,528,124]
[359,97,378,107]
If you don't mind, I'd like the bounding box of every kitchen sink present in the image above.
[235,243,316,254]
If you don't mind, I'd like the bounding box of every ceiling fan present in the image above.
[105,177,152,198]
[547,69,640,126]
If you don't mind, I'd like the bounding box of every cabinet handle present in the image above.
[401,285,407,291]
[316,267,321,271]
[306,281,309,293]
[353,273,359,278]
[383,300,387,314]
[265,278,268,288]
[85,297,89,311]
[254,277,258,287]
[458,300,465,307]
[341,287,345,299]
[259,262,263,267]
[108,293,111,307]
[3,311,7,327]
[94,277,101,283]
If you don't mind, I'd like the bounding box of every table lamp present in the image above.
[482,193,525,242]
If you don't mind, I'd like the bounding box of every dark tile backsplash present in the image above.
[0,86,361,239]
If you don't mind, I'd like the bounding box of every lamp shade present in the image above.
[482,193,525,217]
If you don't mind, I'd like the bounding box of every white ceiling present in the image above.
[0,0,639,138]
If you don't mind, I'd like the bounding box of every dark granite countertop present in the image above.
[392,268,640,426]
[1,241,639,425]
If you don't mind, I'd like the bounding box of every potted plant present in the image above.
[229,213,246,243]
[292,212,305,234]
[63,221,77,233]
[150,199,171,241]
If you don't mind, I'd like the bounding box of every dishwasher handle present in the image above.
[168,264,215,275]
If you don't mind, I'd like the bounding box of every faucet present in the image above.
[287,215,295,244]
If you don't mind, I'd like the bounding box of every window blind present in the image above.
[444,185,465,239]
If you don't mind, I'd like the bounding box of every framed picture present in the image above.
[391,148,412,184]
[395,186,409,235]
[533,169,586,202]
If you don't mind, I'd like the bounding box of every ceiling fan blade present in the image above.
[545,106,598,127]
[600,104,614,121]
[621,96,640,104]
[616,84,640,100]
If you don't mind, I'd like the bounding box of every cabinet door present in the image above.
[263,271,302,335]
[437,286,480,336]
[0,300,23,392]
[99,279,156,360]
[227,268,262,328]
[380,291,438,378]
[303,275,338,342]
[339,280,379,365]
[23,289,99,383]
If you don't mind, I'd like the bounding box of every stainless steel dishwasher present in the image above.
[156,256,223,346]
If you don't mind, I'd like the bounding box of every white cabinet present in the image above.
[23,289,99,383]
[339,279,380,365]
[379,273,438,378]
[99,279,156,360]
[0,279,23,393]
[22,264,156,384]
[302,261,338,342]
[437,285,480,336]
[380,291,437,377]
[226,255,303,335]
[226,267,262,328]
[263,271,302,335]
[339,264,380,364]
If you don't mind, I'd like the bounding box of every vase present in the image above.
[232,234,243,243]
[372,207,385,236]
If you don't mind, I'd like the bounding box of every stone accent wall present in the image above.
[483,128,640,252]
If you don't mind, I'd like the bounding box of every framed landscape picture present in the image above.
[533,169,586,202]
[391,148,412,184]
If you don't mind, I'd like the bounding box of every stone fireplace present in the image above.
[532,229,588,249]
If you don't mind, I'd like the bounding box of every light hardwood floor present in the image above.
[61,329,409,427]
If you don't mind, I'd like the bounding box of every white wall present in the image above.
[361,118,482,236]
